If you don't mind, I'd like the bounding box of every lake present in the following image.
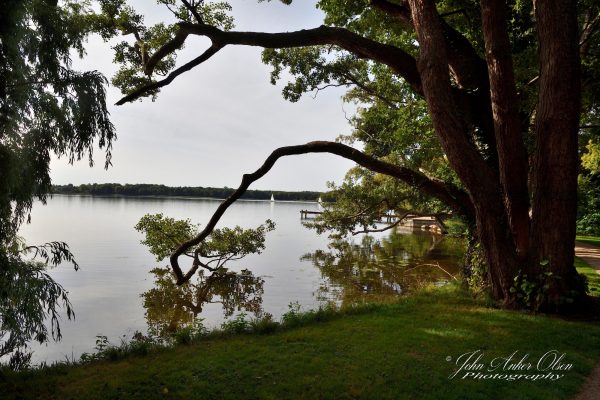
[19,195,464,364]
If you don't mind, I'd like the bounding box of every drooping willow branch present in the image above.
[169,141,474,285]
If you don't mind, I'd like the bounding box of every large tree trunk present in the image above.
[480,0,530,259]
[529,0,583,306]
[409,0,584,309]
[472,193,520,304]
[407,0,520,304]
[479,0,584,309]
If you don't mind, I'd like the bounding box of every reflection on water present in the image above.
[303,231,464,306]
[143,268,264,339]
[21,196,465,362]
[141,230,465,341]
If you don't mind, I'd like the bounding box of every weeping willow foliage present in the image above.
[0,0,115,367]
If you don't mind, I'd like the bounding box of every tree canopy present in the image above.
[95,0,598,311]
[3,0,599,366]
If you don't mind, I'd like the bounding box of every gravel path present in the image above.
[575,241,600,273]
[572,241,600,400]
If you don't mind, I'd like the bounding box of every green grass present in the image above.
[574,235,600,296]
[2,285,600,400]
[576,257,600,296]
[576,235,600,248]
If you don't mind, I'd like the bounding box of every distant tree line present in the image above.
[52,183,323,202]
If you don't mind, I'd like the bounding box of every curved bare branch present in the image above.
[351,219,402,235]
[117,22,422,105]
[143,30,189,76]
[169,140,473,284]
[116,44,223,105]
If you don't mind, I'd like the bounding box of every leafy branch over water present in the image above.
[135,213,274,340]
[135,213,275,273]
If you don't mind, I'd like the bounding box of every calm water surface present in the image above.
[20,195,464,363]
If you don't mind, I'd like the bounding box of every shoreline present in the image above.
[47,193,320,205]
[4,284,599,400]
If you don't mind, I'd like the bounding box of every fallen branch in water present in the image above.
[405,262,458,281]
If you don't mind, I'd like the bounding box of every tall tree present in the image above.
[105,0,597,311]
[0,0,115,366]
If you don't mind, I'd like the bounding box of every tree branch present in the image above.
[352,219,402,235]
[117,22,422,105]
[169,140,474,284]
[144,30,189,76]
[371,0,488,90]
[339,71,403,109]
[116,44,223,105]
[580,11,600,58]
[407,0,497,196]
[440,9,468,19]
[181,0,203,23]
[371,0,497,165]
[370,0,412,26]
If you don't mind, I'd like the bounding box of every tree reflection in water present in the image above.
[303,231,464,306]
[141,232,463,338]
[142,267,264,339]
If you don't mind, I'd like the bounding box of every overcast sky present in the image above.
[51,0,356,191]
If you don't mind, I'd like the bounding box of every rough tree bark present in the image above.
[481,0,530,259]
[407,0,521,303]
[529,0,583,302]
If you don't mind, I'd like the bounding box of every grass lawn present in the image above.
[576,257,600,296]
[576,235,600,248]
[575,234,600,296]
[3,285,600,400]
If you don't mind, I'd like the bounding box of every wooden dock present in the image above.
[300,210,400,223]
[299,210,323,219]
[300,210,449,234]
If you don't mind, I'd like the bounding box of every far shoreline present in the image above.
[48,193,320,205]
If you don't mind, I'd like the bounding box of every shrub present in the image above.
[577,213,600,236]
[221,313,250,334]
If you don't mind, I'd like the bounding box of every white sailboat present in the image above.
[270,194,275,202]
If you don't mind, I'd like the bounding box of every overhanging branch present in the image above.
[116,44,223,105]
[116,22,422,105]
[169,140,474,285]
